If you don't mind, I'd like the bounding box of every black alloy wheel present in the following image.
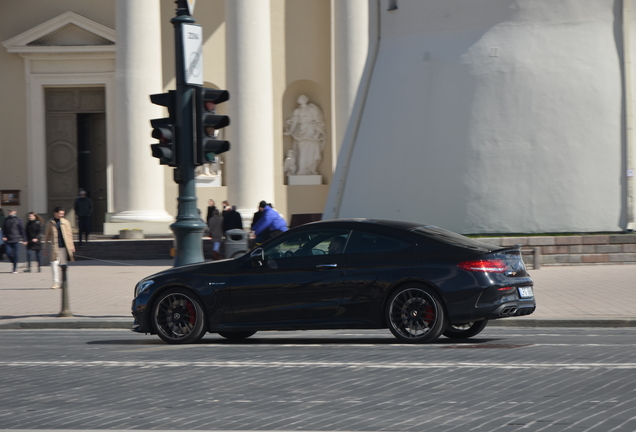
[386,286,447,343]
[443,320,489,339]
[217,331,257,340]
[151,288,207,344]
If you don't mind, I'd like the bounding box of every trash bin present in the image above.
[225,229,248,259]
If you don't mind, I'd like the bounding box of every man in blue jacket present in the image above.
[252,201,288,244]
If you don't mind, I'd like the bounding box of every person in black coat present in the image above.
[1,208,26,273]
[222,204,243,233]
[74,190,93,244]
[25,212,44,272]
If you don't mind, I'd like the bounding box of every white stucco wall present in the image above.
[327,0,627,233]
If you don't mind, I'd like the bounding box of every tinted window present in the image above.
[348,231,412,254]
[263,229,351,259]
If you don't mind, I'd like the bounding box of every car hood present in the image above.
[142,258,237,281]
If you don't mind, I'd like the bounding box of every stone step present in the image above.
[477,234,636,267]
[73,239,225,261]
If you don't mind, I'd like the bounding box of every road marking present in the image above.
[2,360,636,370]
[119,343,636,352]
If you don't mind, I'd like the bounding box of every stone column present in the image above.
[332,0,369,164]
[225,0,276,217]
[110,0,173,224]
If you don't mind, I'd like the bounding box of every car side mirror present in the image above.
[250,248,266,267]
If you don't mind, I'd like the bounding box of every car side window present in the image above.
[348,231,413,254]
[263,229,351,260]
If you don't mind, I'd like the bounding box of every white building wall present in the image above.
[326,0,626,233]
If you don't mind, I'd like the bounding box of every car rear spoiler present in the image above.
[492,245,522,254]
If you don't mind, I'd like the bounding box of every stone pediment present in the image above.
[2,11,115,54]
[29,23,114,47]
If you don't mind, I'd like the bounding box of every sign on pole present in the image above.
[182,24,203,86]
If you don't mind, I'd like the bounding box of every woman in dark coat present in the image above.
[25,212,44,272]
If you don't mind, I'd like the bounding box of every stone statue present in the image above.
[283,149,297,176]
[284,95,326,175]
[195,155,223,178]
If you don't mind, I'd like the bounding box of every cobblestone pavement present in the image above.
[0,260,173,324]
[0,327,635,431]
[524,265,636,320]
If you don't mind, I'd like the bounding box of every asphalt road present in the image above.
[1,327,636,432]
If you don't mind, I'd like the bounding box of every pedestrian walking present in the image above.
[252,200,288,244]
[24,212,44,273]
[1,208,26,273]
[222,203,243,232]
[208,208,223,260]
[74,190,93,244]
[0,207,5,260]
[44,206,75,289]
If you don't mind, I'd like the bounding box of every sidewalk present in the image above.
[0,259,635,329]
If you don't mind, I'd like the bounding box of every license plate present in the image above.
[518,287,534,298]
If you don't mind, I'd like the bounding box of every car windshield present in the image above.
[412,226,494,251]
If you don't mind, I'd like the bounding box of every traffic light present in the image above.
[195,87,230,165]
[150,91,176,166]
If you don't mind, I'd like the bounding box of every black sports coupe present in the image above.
[131,219,535,344]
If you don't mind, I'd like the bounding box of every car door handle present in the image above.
[317,263,338,269]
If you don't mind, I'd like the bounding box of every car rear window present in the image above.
[412,226,494,251]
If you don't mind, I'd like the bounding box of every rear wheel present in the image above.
[217,331,257,340]
[443,320,488,339]
[386,286,447,343]
[151,288,207,344]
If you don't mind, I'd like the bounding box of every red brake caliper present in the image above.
[422,305,435,324]
[186,301,196,324]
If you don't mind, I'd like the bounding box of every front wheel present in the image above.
[151,288,207,344]
[386,286,447,343]
[443,320,488,339]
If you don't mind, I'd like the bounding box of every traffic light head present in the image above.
[199,137,230,162]
[150,118,173,142]
[195,87,230,165]
[149,91,176,166]
[150,143,174,165]
[200,88,229,110]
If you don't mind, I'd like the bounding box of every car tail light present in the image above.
[458,259,508,273]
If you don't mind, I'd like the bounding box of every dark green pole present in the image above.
[58,265,72,317]
[171,0,205,266]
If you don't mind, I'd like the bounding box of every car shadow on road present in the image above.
[86,336,502,346]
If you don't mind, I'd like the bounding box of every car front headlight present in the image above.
[135,280,154,297]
